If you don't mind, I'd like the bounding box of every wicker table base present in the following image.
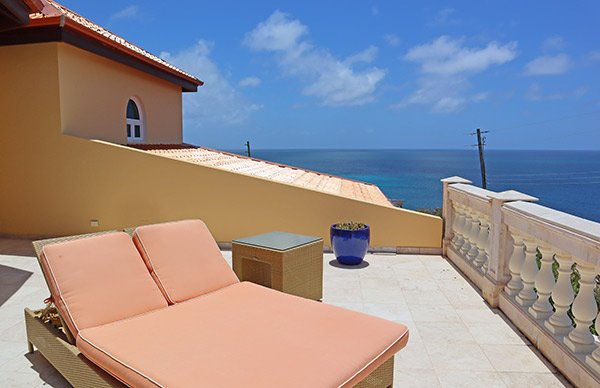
[232,232,324,301]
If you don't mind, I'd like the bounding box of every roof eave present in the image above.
[59,18,203,91]
[0,0,30,24]
[0,16,203,92]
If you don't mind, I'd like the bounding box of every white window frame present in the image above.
[126,97,144,143]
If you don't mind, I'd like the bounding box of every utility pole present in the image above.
[245,141,251,158]
[471,128,488,189]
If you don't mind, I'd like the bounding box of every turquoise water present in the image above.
[229,149,600,222]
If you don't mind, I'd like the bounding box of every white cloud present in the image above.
[371,6,379,16]
[573,86,588,97]
[393,76,487,113]
[587,50,600,62]
[541,35,566,52]
[472,92,489,102]
[110,5,139,21]
[244,11,308,52]
[160,41,260,127]
[405,36,517,76]
[238,76,261,87]
[384,34,400,47]
[524,53,571,75]
[433,97,465,113]
[244,11,386,106]
[397,36,517,112]
[429,8,460,27]
[343,46,378,65]
[526,83,588,101]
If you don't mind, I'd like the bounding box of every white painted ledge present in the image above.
[505,201,600,242]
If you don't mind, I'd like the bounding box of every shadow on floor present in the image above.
[328,259,370,269]
[25,352,70,387]
[0,238,36,257]
[0,264,33,307]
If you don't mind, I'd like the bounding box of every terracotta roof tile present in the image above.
[130,144,393,207]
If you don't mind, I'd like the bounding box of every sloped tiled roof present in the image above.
[131,144,393,207]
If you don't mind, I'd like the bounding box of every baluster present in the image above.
[467,213,481,260]
[529,246,556,320]
[466,212,482,262]
[545,252,575,335]
[451,204,462,249]
[473,216,489,271]
[505,231,525,296]
[516,238,539,307]
[481,217,491,273]
[459,210,473,256]
[564,264,599,353]
[586,307,600,373]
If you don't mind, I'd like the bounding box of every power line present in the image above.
[490,178,600,184]
[489,180,600,186]
[487,109,600,134]
[491,170,600,177]
[490,174,600,182]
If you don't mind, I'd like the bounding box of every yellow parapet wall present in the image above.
[0,42,442,248]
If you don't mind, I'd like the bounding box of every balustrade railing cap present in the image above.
[505,201,600,242]
[488,190,538,203]
[449,183,495,199]
[441,176,472,184]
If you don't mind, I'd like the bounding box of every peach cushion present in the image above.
[40,232,168,338]
[133,220,239,304]
[77,282,409,388]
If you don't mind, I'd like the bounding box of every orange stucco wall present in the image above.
[57,43,182,144]
[0,42,442,248]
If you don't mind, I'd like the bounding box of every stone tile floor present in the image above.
[0,238,571,387]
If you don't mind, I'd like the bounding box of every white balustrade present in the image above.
[451,204,464,250]
[587,311,600,373]
[442,177,600,386]
[516,238,539,307]
[505,231,525,296]
[529,246,556,320]
[501,201,600,385]
[564,264,599,354]
[466,213,482,262]
[473,216,489,271]
[450,204,458,248]
[459,211,473,255]
[444,182,502,307]
[545,252,575,335]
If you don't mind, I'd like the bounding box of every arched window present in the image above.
[126,98,143,142]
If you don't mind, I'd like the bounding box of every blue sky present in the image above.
[62,1,600,150]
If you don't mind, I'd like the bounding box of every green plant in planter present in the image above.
[333,221,368,231]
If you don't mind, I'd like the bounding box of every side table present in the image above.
[232,232,323,301]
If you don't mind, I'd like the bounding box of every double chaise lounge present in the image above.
[27,220,409,387]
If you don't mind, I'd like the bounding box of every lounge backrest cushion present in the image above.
[133,220,239,304]
[40,232,168,338]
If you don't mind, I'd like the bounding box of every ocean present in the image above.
[229,149,600,223]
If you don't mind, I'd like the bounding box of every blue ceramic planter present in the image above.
[330,224,370,265]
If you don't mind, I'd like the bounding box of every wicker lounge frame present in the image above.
[25,230,395,388]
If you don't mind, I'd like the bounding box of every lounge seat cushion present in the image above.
[40,232,168,338]
[133,220,239,304]
[77,282,409,388]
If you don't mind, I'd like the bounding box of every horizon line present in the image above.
[215,147,600,152]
